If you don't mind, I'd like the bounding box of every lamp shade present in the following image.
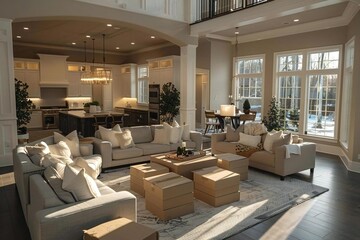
[220,105,236,116]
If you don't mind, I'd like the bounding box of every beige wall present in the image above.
[347,11,360,162]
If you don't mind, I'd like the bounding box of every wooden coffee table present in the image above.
[150,153,217,179]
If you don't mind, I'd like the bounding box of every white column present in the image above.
[0,18,17,166]
[180,44,197,130]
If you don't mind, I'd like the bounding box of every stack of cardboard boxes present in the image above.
[216,153,249,180]
[144,172,194,220]
[130,163,169,196]
[193,166,240,207]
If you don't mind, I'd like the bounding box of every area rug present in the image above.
[100,168,328,240]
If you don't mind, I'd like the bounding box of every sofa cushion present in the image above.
[244,122,268,136]
[62,164,101,201]
[239,132,261,148]
[152,128,170,145]
[263,131,283,152]
[43,166,76,203]
[214,141,238,154]
[41,154,73,168]
[250,151,275,168]
[54,130,81,157]
[74,157,99,180]
[48,141,72,158]
[99,125,122,148]
[126,126,153,144]
[136,143,171,155]
[225,124,243,142]
[116,129,135,149]
[163,122,182,144]
[112,147,143,160]
[272,133,292,152]
[95,179,116,195]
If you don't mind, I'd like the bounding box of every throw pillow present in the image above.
[182,124,191,141]
[172,120,184,142]
[272,133,292,152]
[54,130,81,157]
[74,157,99,180]
[98,125,122,148]
[62,164,101,201]
[225,124,244,142]
[263,131,283,152]
[116,129,135,149]
[163,122,181,144]
[43,166,76,203]
[152,128,170,144]
[41,154,73,168]
[238,132,262,148]
[244,122,268,136]
[54,162,66,179]
[48,141,72,158]
[26,141,50,166]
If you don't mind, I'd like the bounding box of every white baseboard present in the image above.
[316,143,360,173]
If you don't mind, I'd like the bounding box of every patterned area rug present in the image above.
[100,168,328,240]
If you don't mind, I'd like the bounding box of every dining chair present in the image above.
[239,111,257,125]
[93,114,110,131]
[204,110,221,134]
[108,113,124,128]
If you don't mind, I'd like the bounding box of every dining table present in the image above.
[215,112,256,131]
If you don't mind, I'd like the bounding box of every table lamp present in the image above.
[220,105,236,116]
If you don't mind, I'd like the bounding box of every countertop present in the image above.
[115,106,149,111]
[59,110,128,119]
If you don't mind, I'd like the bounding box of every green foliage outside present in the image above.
[160,82,180,123]
[262,96,282,132]
[15,78,34,134]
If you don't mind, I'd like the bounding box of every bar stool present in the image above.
[93,114,109,131]
[108,114,124,127]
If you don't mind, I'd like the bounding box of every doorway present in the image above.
[196,68,210,129]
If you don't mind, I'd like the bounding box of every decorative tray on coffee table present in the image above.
[165,150,206,161]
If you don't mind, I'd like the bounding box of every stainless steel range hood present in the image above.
[38,54,69,87]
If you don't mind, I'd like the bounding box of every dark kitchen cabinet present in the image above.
[123,108,149,126]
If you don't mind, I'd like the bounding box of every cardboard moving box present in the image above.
[216,153,249,180]
[193,166,240,190]
[83,217,158,240]
[194,189,240,207]
[145,200,194,221]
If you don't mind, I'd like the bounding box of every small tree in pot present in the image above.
[15,78,34,135]
[159,82,180,123]
[243,99,251,114]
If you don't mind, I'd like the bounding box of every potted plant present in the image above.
[243,99,251,114]
[159,82,180,123]
[83,101,99,113]
[15,78,34,138]
[262,96,283,131]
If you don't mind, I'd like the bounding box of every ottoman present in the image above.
[216,153,249,180]
[130,163,169,196]
[144,172,194,220]
[193,166,240,207]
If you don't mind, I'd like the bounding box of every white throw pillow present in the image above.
[263,131,283,152]
[74,157,98,179]
[172,120,184,142]
[54,131,81,157]
[48,141,72,158]
[62,164,101,201]
[182,124,191,141]
[116,129,135,149]
[163,122,181,144]
[54,162,66,179]
[244,122,268,136]
[41,154,73,168]
[238,132,261,148]
[98,125,122,148]
[152,128,170,144]
[26,141,51,166]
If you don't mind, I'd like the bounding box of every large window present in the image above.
[137,65,149,104]
[233,55,264,120]
[275,46,341,139]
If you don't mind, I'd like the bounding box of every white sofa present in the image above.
[93,125,203,169]
[13,136,137,240]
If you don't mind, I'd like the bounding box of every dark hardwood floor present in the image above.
[1,153,359,240]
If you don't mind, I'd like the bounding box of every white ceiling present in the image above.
[11,0,360,55]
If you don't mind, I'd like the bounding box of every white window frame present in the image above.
[137,64,149,104]
[233,54,265,120]
[274,45,342,140]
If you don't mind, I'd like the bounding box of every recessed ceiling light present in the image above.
[23,27,29,30]
[293,19,299,22]
[71,42,76,45]
[16,35,21,39]
[107,23,112,27]
[116,47,120,50]
[114,27,120,30]
[235,31,239,35]
[86,35,91,38]
[150,36,155,39]
[131,42,135,45]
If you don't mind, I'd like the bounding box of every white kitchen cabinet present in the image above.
[119,64,137,98]
[14,63,41,98]
[67,64,92,97]
[148,56,180,89]
[27,110,42,129]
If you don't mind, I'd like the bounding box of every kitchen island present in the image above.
[59,110,128,137]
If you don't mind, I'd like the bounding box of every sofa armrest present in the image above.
[79,143,93,156]
[29,188,137,240]
[210,133,226,154]
[92,137,113,169]
[274,142,316,176]
[190,131,203,150]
